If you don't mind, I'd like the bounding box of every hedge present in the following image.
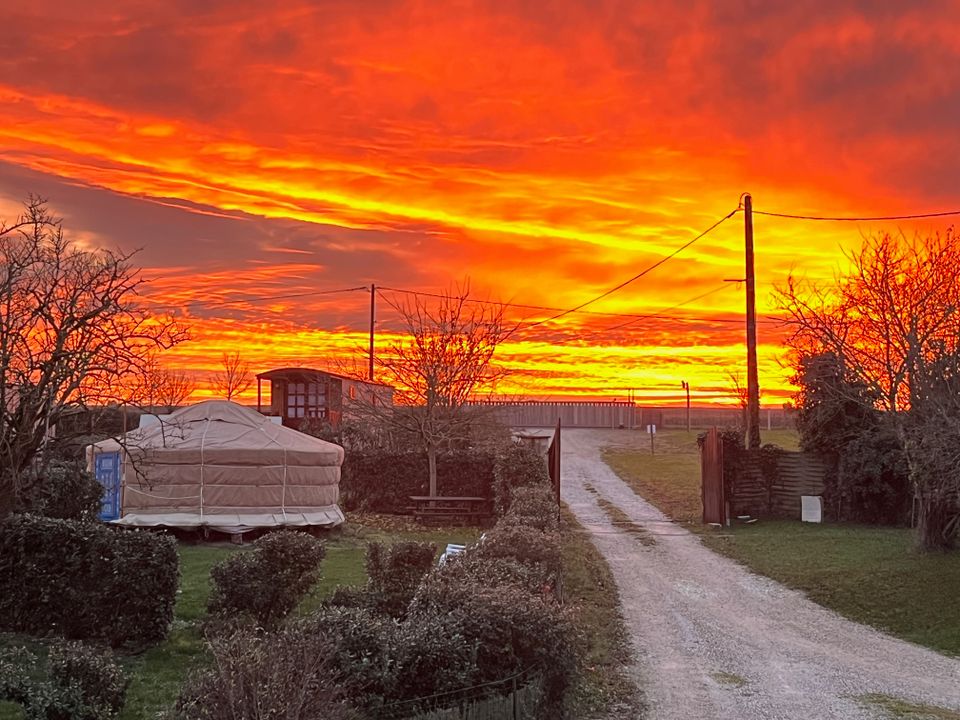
[340,450,496,512]
[492,444,551,515]
[15,460,104,521]
[179,437,575,718]
[0,642,128,720]
[208,531,326,628]
[0,514,179,648]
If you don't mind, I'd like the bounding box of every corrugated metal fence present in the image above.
[729,450,827,519]
[468,401,794,430]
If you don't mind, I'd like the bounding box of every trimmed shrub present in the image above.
[500,486,559,532]
[299,606,397,707]
[326,541,437,619]
[366,541,436,617]
[0,642,127,720]
[473,525,562,575]
[173,628,352,720]
[409,579,577,712]
[15,460,103,521]
[340,450,496,512]
[0,515,178,647]
[208,531,326,627]
[493,444,550,515]
[415,551,555,603]
[388,612,477,704]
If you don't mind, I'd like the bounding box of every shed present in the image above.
[256,367,394,431]
[87,400,344,532]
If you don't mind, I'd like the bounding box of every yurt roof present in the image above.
[91,400,343,466]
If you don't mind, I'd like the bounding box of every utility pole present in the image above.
[368,283,375,382]
[743,194,761,450]
[681,380,691,433]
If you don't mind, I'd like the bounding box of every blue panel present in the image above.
[94,451,121,521]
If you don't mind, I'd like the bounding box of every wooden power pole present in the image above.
[368,283,376,382]
[681,380,691,433]
[743,194,761,450]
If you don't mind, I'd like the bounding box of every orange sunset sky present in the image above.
[1,1,958,405]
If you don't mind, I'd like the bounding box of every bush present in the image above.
[834,428,910,524]
[366,541,436,617]
[340,450,496,513]
[299,606,397,708]
[0,642,127,720]
[416,551,555,603]
[0,515,179,647]
[493,444,550,515]
[409,579,577,712]
[15,460,103,521]
[325,541,436,619]
[473,525,562,575]
[500,486,559,532]
[208,531,325,627]
[174,628,352,720]
[388,613,477,704]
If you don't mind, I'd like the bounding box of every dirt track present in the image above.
[561,429,960,720]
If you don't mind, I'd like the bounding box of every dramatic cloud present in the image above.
[1,1,957,401]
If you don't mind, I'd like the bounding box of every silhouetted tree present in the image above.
[0,197,187,515]
[776,230,960,549]
[212,351,252,401]
[363,283,511,496]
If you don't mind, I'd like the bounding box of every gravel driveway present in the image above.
[561,429,960,719]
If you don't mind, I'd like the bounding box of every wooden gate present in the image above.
[700,427,725,524]
[547,418,561,507]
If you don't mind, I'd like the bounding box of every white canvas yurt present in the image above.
[87,400,344,532]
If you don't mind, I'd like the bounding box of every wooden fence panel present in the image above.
[700,427,725,524]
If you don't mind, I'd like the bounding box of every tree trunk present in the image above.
[0,471,15,519]
[427,444,438,497]
[916,496,958,551]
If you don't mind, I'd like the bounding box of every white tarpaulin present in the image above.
[88,400,344,532]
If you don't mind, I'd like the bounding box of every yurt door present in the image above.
[95,451,122,521]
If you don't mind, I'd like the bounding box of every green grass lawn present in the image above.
[0,520,481,720]
[601,428,960,658]
[560,507,641,719]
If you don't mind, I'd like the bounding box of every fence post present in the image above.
[512,676,518,720]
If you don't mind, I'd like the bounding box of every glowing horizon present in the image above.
[2,1,958,406]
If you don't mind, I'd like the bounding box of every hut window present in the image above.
[287,381,326,419]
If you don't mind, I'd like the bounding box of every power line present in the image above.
[555,284,734,344]
[521,208,739,329]
[145,285,369,312]
[751,208,960,222]
[377,284,781,327]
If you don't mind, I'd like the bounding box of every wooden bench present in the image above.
[408,496,492,524]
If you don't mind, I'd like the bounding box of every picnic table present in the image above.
[408,495,492,524]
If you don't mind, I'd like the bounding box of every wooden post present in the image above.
[368,283,376,381]
[743,194,762,450]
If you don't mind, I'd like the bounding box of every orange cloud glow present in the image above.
[2,1,959,405]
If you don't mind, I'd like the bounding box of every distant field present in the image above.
[601,428,799,527]
[600,427,960,658]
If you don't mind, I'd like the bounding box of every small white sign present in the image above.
[801,495,823,523]
[646,424,657,434]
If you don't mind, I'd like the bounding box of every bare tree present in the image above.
[365,284,511,496]
[775,229,960,549]
[212,351,253,401]
[726,370,749,432]
[129,354,196,413]
[0,197,187,515]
